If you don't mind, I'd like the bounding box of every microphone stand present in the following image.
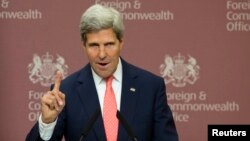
[116,110,138,141]
[79,109,101,141]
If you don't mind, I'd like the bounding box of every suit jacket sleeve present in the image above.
[25,122,44,141]
[25,111,65,141]
[153,78,178,141]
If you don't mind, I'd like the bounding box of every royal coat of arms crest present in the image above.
[28,52,68,87]
[160,53,200,87]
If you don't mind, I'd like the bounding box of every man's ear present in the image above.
[81,42,86,52]
[120,38,124,49]
[83,41,86,47]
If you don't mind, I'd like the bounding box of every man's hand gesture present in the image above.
[40,71,66,124]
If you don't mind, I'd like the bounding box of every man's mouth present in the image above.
[97,62,109,69]
[99,63,108,66]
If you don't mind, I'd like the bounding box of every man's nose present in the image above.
[98,46,107,59]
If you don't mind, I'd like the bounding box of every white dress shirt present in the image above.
[38,58,123,140]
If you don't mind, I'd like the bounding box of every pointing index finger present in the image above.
[53,71,62,92]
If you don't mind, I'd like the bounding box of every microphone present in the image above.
[79,108,101,141]
[116,110,138,141]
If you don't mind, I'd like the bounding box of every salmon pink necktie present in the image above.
[103,76,118,141]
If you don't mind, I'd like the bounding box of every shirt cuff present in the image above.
[38,114,57,141]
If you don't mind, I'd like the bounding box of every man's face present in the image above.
[84,28,123,78]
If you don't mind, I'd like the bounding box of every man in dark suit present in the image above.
[26,4,178,141]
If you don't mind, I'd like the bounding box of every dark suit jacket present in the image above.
[26,59,178,141]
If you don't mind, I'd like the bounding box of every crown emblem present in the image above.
[42,52,53,63]
[173,53,185,64]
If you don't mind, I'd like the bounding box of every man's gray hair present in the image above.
[80,4,124,44]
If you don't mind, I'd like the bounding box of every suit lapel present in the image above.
[118,60,139,140]
[76,64,106,141]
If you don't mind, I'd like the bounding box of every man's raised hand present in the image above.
[40,71,66,124]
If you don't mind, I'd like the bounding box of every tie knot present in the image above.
[106,76,113,86]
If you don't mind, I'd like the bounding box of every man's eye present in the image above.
[105,43,114,48]
[88,44,99,48]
